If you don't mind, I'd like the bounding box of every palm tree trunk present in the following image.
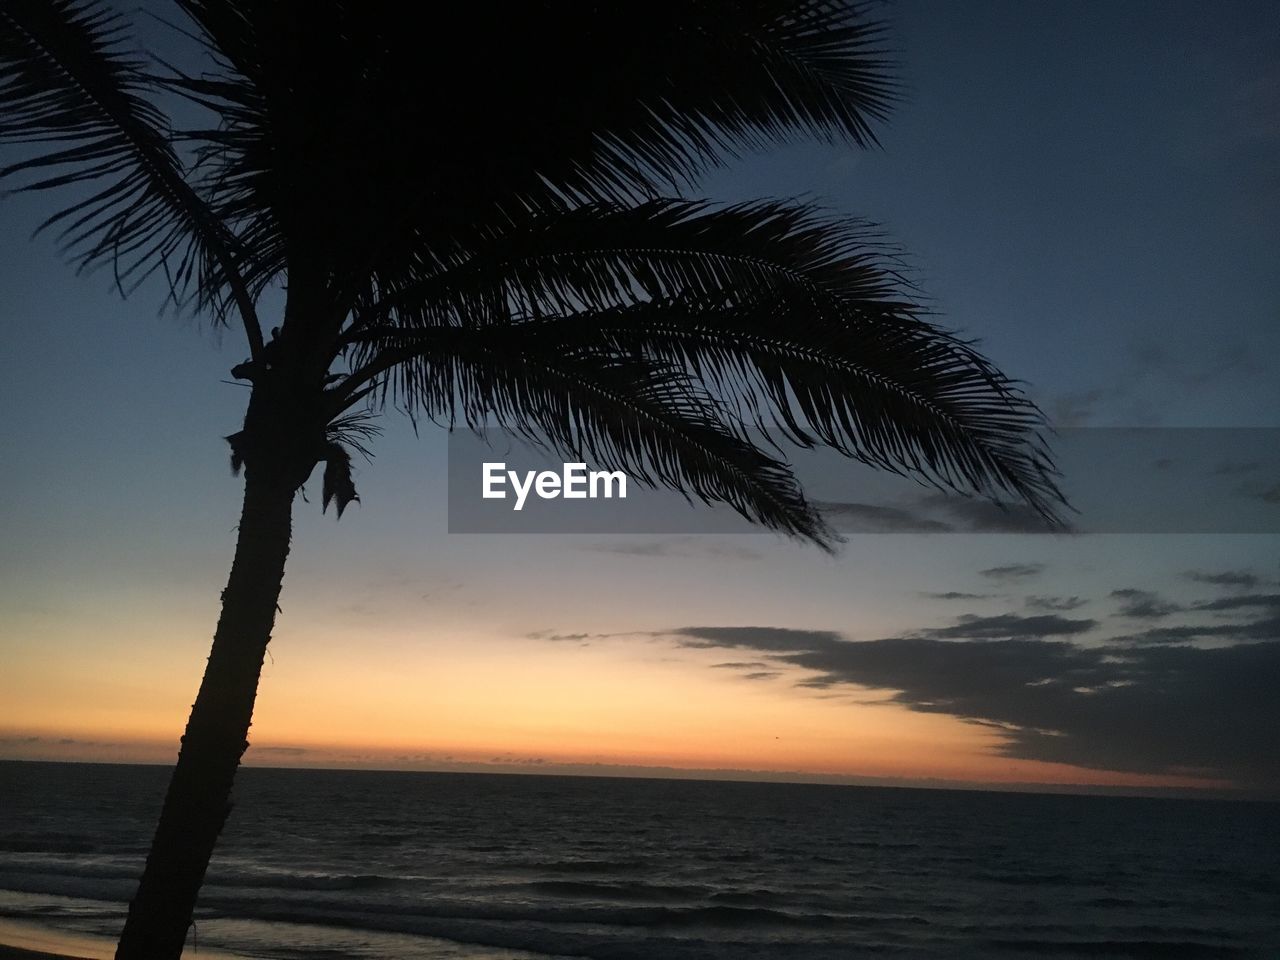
[115,464,295,959]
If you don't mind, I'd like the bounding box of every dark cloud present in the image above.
[787,637,1280,790]
[0,735,113,748]
[741,671,782,682]
[668,611,1280,790]
[487,755,548,766]
[815,501,952,534]
[526,630,638,645]
[916,494,1062,533]
[581,539,762,560]
[1045,343,1271,430]
[1048,389,1105,428]
[922,591,993,601]
[1213,460,1262,476]
[818,496,1061,534]
[1191,593,1280,613]
[1185,570,1264,590]
[1111,615,1280,646]
[672,625,843,653]
[537,632,594,643]
[710,661,771,669]
[1026,595,1087,612]
[1110,589,1182,619]
[980,563,1046,581]
[1227,477,1280,505]
[922,614,1096,640]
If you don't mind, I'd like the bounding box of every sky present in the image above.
[1,0,1278,797]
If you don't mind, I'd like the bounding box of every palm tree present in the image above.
[2,1,1064,956]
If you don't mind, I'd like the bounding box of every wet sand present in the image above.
[0,922,104,960]
[0,920,249,960]
[0,948,91,960]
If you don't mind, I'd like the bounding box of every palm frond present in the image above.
[346,325,834,545]
[320,441,358,517]
[162,0,898,315]
[345,199,901,332]
[0,0,262,354]
[339,201,1065,525]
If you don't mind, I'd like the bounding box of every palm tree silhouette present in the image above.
[2,1,1064,956]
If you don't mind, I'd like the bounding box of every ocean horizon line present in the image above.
[2,757,1268,804]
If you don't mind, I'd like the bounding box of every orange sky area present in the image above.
[0,627,1227,794]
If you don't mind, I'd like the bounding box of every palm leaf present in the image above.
[339,323,834,545]
[161,0,898,314]
[345,200,902,331]
[338,201,1064,525]
[0,0,262,353]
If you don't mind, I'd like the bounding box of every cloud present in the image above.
[487,755,548,766]
[815,501,952,534]
[786,636,1279,789]
[1225,476,1280,505]
[1111,614,1280,646]
[666,609,1280,790]
[581,538,762,560]
[1191,593,1280,613]
[817,496,1061,534]
[1048,389,1105,428]
[1213,460,1262,476]
[921,495,1062,533]
[533,631,595,643]
[1,735,111,748]
[922,591,993,601]
[671,625,844,653]
[922,614,1096,640]
[1185,570,1264,590]
[1026,595,1087,612]
[980,563,1045,581]
[1110,589,1182,619]
[525,629,640,645]
[1044,341,1273,429]
[741,671,782,682]
[710,661,771,669]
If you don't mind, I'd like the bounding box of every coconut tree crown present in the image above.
[2,0,1065,548]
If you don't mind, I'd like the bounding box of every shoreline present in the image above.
[0,920,244,960]
[0,921,105,960]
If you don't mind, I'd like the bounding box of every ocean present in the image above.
[0,762,1276,958]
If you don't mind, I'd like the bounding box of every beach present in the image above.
[0,918,106,960]
[0,948,84,960]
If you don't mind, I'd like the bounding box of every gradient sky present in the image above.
[2,1,1278,795]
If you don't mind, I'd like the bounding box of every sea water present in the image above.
[0,762,1276,958]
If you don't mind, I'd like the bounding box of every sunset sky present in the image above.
[2,0,1278,795]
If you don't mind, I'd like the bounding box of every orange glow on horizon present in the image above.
[0,616,1238,796]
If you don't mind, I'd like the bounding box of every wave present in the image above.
[206,869,408,892]
[981,939,1250,958]
[521,880,711,903]
[528,859,654,875]
[0,837,100,855]
[221,893,925,933]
